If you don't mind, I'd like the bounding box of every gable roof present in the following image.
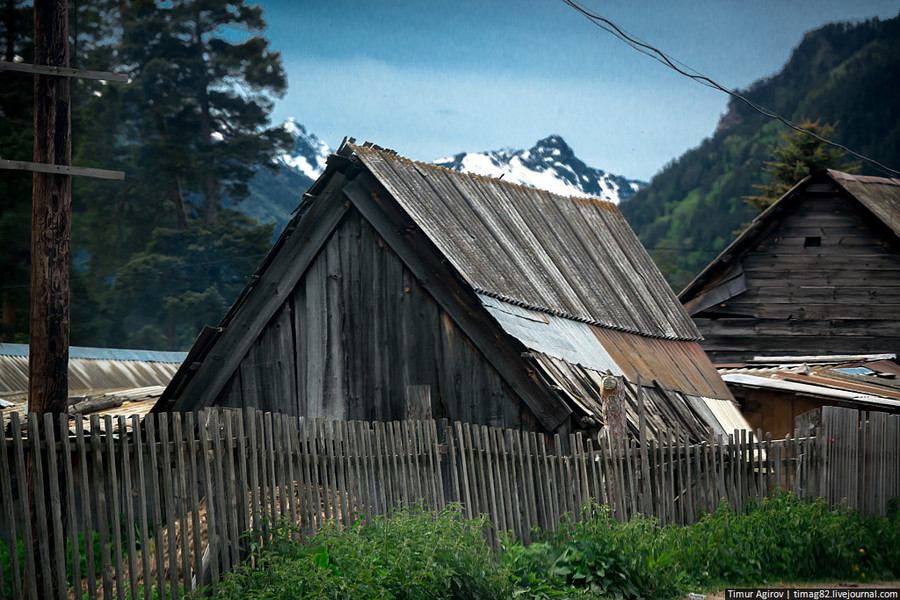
[352,145,700,341]
[679,169,900,308]
[160,141,733,436]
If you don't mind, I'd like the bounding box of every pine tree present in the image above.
[0,0,33,342]
[745,120,859,212]
[69,0,292,349]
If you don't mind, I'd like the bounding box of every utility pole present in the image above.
[28,0,71,416]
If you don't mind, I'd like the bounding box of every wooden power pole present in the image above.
[28,0,71,416]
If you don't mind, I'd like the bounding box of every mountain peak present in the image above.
[434,136,644,203]
[277,119,331,179]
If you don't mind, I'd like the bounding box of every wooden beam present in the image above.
[0,60,128,82]
[0,158,124,180]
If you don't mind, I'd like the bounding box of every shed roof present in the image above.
[680,169,900,305]
[353,145,699,341]
[0,343,185,424]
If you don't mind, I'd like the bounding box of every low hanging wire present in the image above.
[560,0,900,179]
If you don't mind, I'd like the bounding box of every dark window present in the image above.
[804,236,821,248]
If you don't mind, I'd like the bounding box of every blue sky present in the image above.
[255,0,899,181]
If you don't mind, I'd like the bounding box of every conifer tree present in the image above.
[0,0,33,342]
[70,0,292,349]
[745,120,858,212]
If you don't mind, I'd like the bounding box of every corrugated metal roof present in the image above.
[1,343,184,395]
[0,343,187,362]
[350,144,700,341]
[829,169,900,237]
[719,357,900,411]
[481,294,731,401]
[722,373,900,410]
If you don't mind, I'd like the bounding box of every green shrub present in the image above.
[212,505,512,600]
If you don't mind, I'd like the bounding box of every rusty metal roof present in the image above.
[719,357,900,411]
[350,144,700,341]
[481,294,730,400]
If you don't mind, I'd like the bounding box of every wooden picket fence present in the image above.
[0,405,896,599]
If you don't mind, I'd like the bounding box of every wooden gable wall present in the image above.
[692,191,900,362]
[212,208,541,431]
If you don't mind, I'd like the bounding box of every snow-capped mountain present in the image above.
[247,126,644,237]
[434,135,645,204]
[278,118,331,179]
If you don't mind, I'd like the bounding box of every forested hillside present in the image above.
[619,13,900,291]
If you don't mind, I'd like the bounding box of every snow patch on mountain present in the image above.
[278,118,331,179]
[434,135,644,204]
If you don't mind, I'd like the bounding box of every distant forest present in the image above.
[620,13,900,291]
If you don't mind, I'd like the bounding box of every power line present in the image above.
[560,0,900,179]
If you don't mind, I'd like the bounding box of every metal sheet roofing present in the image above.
[350,144,700,341]
[480,294,731,401]
[719,357,900,412]
[1,343,184,396]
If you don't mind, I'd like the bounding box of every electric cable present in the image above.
[560,0,900,178]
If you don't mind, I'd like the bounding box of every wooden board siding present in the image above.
[693,193,900,362]
[215,209,537,431]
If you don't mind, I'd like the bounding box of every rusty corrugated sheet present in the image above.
[830,170,900,237]
[588,327,733,400]
[351,144,700,341]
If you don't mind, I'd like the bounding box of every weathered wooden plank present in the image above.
[196,411,219,589]
[59,414,80,600]
[263,413,279,527]
[629,436,642,521]
[0,414,22,600]
[184,412,203,595]
[10,415,37,600]
[297,417,317,535]
[170,413,191,597]
[222,412,241,569]
[157,413,180,598]
[244,410,261,539]
[130,414,151,600]
[26,414,53,599]
[284,417,299,532]
[86,416,114,600]
[38,414,66,600]
[117,416,139,600]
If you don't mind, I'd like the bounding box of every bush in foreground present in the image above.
[211,505,511,600]
[210,493,899,600]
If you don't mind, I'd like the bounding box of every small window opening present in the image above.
[804,236,821,248]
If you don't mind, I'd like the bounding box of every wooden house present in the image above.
[679,170,900,364]
[158,140,745,441]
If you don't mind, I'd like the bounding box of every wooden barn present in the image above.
[679,170,900,364]
[158,140,746,441]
